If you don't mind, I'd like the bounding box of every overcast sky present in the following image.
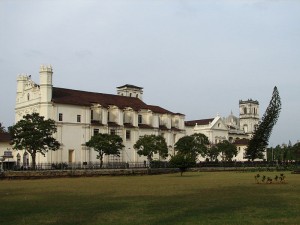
[1,0,299,146]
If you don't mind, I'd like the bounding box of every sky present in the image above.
[1,0,299,146]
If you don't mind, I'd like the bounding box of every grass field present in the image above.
[0,171,299,225]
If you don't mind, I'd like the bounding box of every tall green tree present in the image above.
[85,133,124,168]
[273,145,283,162]
[217,140,238,161]
[175,133,209,159]
[169,153,196,176]
[207,145,221,162]
[246,86,282,161]
[292,142,300,161]
[134,135,168,165]
[170,133,209,175]
[9,113,60,169]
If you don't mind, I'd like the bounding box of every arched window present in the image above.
[27,93,30,101]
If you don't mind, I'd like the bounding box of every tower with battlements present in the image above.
[239,99,260,136]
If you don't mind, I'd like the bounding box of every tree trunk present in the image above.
[99,154,103,169]
[147,155,152,168]
[31,151,36,170]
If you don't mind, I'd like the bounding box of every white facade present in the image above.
[185,116,229,144]
[13,65,263,164]
[185,100,261,161]
[239,99,260,136]
[14,65,185,165]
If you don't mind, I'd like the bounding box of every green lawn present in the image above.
[0,171,299,225]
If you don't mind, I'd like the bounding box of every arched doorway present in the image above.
[23,152,29,169]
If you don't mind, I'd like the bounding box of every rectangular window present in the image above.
[93,129,99,135]
[138,115,142,124]
[110,129,116,135]
[91,110,94,120]
[77,115,81,123]
[126,130,131,140]
[59,113,63,121]
[68,150,74,163]
[107,112,110,122]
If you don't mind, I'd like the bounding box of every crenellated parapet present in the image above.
[17,74,30,81]
[40,65,53,73]
[17,74,38,93]
[239,99,259,105]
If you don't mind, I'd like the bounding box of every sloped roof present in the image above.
[185,118,214,127]
[171,127,184,132]
[159,125,169,131]
[124,123,137,129]
[147,105,174,115]
[117,84,143,89]
[52,87,147,110]
[52,87,181,115]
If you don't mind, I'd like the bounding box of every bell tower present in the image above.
[239,99,260,136]
[39,65,53,103]
[39,65,53,119]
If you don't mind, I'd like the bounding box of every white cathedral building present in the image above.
[185,99,260,161]
[14,65,186,165]
[8,65,261,166]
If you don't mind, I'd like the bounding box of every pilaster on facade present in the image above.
[13,64,267,164]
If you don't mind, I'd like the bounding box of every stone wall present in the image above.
[0,168,179,179]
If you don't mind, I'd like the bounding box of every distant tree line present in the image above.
[266,141,300,162]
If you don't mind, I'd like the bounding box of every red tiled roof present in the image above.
[185,118,214,127]
[124,123,137,129]
[107,122,120,127]
[159,125,169,131]
[147,105,174,115]
[117,84,143,89]
[52,87,181,115]
[174,113,185,116]
[171,127,183,132]
[52,87,147,110]
[147,105,185,116]
[0,133,11,142]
